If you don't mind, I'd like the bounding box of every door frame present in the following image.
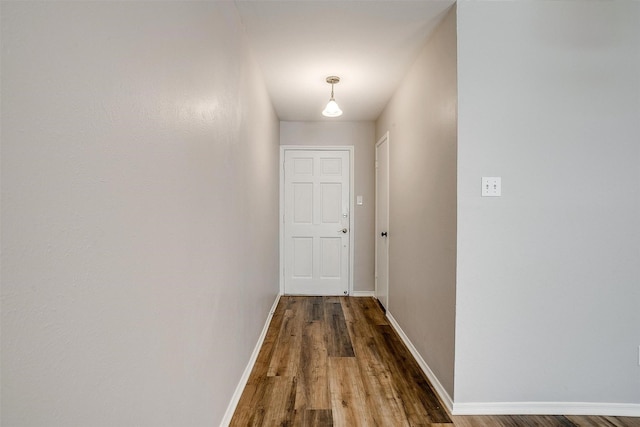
[279,145,355,295]
[375,132,390,308]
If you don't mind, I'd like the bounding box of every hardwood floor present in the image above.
[230,296,640,427]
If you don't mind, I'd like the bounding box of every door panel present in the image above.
[293,183,313,223]
[321,183,342,223]
[284,150,350,295]
[320,237,342,278]
[292,238,313,278]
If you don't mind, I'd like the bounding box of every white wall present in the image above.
[375,6,458,398]
[455,0,640,406]
[280,121,375,292]
[1,2,279,426]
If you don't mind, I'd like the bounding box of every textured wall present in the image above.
[1,2,279,425]
[280,121,376,292]
[455,0,640,405]
[375,6,458,398]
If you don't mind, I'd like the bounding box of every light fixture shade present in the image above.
[322,76,343,117]
[322,99,343,117]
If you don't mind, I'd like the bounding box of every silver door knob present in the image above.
[339,228,348,234]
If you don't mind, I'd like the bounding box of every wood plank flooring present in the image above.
[230,297,640,427]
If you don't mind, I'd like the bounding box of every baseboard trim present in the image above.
[219,294,281,427]
[385,312,454,414]
[452,402,640,417]
[351,290,375,297]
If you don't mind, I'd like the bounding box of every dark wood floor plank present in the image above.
[339,296,368,359]
[563,416,619,427]
[301,409,334,427]
[449,416,498,427]
[377,325,451,423]
[328,357,375,427]
[229,383,265,427]
[246,297,286,385]
[344,299,412,425]
[296,318,331,410]
[325,302,355,357]
[565,416,640,427]
[355,338,412,426]
[231,298,288,426]
[340,296,374,342]
[614,418,640,427]
[367,325,436,426]
[452,415,578,427]
[354,296,389,326]
[307,296,325,322]
[267,298,304,377]
[513,415,576,426]
[261,376,297,426]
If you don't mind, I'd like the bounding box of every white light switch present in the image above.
[356,195,363,205]
[482,177,501,197]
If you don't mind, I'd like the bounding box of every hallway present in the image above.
[3,2,639,424]
[230,297,640,427]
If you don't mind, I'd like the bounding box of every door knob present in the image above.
[381,231,388,237]
[339,228,348,234]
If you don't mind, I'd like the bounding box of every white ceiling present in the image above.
[234,1,455,122]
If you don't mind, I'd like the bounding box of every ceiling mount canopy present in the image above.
[322,76,343,118]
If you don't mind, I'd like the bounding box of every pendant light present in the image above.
[322,76,343,117]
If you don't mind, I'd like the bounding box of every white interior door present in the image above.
[375,133,389,310]
[283,149,351,295]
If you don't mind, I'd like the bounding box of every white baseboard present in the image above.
[219,294,281,427]
[385,312,454,414]
[452,402,640,417]
[351,290,375,297]
[387,311,640,418]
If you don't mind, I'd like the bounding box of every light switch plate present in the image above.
[357,195,363,205]
[482,177,501,197]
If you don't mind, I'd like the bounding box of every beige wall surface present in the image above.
[280,121,376,292]
[1,2,279,426]
[375,6,458,398]
[455,0,640,405]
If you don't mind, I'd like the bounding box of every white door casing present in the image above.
[375,133,389,309]
[281,147,353,295]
